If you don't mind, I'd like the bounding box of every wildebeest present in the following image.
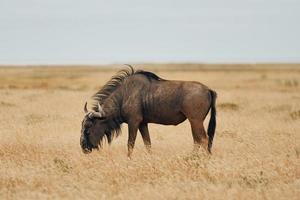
[80,65,217,157]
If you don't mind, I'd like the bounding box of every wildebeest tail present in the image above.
[207,89,217,153]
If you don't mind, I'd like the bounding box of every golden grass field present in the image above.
[0,64,299,200]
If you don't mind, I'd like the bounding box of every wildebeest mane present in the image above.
[135,70,164,81]
[91,65,134,110]
[91,65,163,110]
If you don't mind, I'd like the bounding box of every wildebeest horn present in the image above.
[89,112,103,118]
[98,102,104,114]
[84,102,88,113]
[84,102,105,118]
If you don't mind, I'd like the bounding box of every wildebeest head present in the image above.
[80,102,107,154]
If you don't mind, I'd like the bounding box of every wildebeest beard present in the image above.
[80,115,122,154]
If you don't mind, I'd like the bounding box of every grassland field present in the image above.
[0,64,299,200]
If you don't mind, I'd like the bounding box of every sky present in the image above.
[0,0,299,64]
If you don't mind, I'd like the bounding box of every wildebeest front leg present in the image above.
[139,123,151,153]
[189,119,208,152]
[127,122,139,158]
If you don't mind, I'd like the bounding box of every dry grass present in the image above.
[0,64,299,200]
[218,103,239,111]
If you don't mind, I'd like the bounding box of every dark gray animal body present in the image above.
[80,66,217,157]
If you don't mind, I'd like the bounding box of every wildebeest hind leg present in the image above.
[139,123,151,153]
[188,118,208,152]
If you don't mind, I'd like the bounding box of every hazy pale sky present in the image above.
[0,0,299,64]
